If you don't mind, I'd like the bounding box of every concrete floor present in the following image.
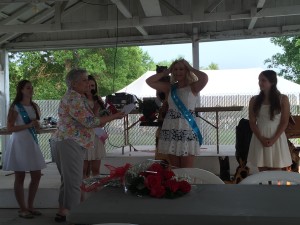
[0,208,60,225]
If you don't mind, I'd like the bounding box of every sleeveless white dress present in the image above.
[158,86,201,156]
[3,105,46,171]
[84,100,106,161]
[248,105,292,168]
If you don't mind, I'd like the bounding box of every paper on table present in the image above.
[94,127,108,143]
[94,127,106,137]
[121,103,136,115]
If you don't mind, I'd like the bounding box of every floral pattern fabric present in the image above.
[52,90,101,150]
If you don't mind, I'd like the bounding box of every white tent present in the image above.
[117,68,300,98]
[117,71,157,99]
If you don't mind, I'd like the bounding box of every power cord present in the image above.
[112,6,119,93]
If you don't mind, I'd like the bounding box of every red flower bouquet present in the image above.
[125,160,191,199]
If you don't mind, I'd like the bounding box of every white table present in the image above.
[68,184,300,225]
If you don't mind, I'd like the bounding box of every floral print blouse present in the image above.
[52,90,101,150]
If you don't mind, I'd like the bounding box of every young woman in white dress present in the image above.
[248,70,292,171]
[146,59,208,168]
[82,75,107,179]
[3,80,46,218]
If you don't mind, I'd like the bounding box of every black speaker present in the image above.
[106,92,138,109]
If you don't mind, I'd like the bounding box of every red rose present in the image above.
[164,179,180,193]
[178,180,191,193]
[147,163,164,176]
[163,170,175,180]
[145,174,162,189]
[150,185,166,198]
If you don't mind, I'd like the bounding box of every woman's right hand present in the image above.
[166,62,175,75]
[29,120,39,128]
[259,136,270,147]
[99,112,125,127]
[113,111,126,119]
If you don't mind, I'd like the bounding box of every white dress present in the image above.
[248,105,292,168]
[3,105,46,171]
[84,100,106,161]
[84,136,106,160]
[158,86,201,156]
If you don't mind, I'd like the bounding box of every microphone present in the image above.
[91,89,105,110]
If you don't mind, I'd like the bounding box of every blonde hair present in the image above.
[170,59,198,85]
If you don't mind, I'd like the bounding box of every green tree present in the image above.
[201,62,219,70]
[9,47,154,99]
[155,60,172,67]
[264,36,300,83]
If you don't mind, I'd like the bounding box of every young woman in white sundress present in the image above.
[248,70,292,171]
[82,75,107,180]
[146,59,208,168]
[3,80,46,219]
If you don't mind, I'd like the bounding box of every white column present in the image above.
[0,49,9,168]
[192,27,199,70]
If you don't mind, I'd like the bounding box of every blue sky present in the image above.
[140,38,283,70]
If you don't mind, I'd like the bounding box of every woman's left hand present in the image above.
[113,111,126,119]
[265,138,276,147]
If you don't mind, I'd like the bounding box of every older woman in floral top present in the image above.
[51,68,124,222]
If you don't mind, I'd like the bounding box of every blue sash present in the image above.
[171,85,203,145]
[15,103,38,144]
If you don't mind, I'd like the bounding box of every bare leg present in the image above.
[14,171,27,212]
[258,167,269,172]
[81,161,90,202]
[57,204,68,216]
[82,160,90,179]
[259,167,287,171]
[180,155,195,168]
[27,170,42,211]
[168,155,181,168]
[91,160,101,177]
[270,167,288,171]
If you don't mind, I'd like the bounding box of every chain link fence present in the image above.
[31,93,300,162]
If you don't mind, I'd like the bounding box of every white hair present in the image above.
[65,68,87,90]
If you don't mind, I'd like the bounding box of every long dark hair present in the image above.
[253,70,281,120]
[87,75,106,110]
[9,79,40,120]
[88,75,98,93]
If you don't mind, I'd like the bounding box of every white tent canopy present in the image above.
[117,68,300,98]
